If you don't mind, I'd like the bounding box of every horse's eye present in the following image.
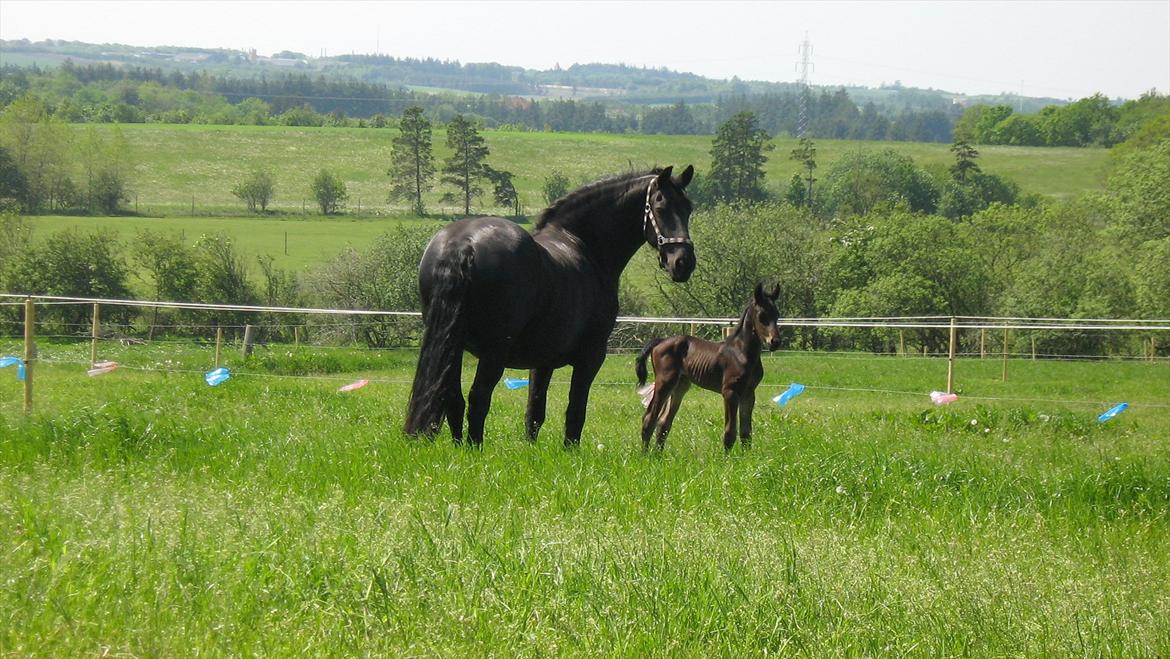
[654,192,664,204]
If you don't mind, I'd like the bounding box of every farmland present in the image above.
[1,337,1168,655]
[71,123,1110,216]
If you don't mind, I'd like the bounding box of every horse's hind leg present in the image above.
[655,381,689,450]
[525,366,555,442]
[466,359,505,447]
[445,353,466,443]
[642,378,674,452]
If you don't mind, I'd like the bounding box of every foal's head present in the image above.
[749,283,782,350]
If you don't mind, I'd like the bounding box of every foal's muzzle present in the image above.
[660,244,695,282]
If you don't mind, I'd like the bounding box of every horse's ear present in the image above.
[753,282,767,306]
[769,284,781,301]
[674,164,695,190]
[656,166,674,187]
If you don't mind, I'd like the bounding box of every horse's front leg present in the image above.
[565,350,605,447]
[721,389,740,453]
[738,393,756,450]
[525,366,555,442]
[466,359,505,447]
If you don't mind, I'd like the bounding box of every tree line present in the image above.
[2,62,970,141]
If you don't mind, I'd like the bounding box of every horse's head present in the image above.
[642,165,696,282]
[751,282,782,351]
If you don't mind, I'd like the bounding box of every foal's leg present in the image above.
[655,381,689,450]
[466,359,505,447]
[564,351,605,447]
[642,377,674,452]
[738,392,756,450]
[721,389,741,453]
[525,366,555,442]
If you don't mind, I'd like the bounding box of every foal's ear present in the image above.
[656,166,674,187]
[753,282,768,306]
[674,164,695,190]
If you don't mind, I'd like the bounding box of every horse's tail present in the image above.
[404,241,474,437]
[635,337,667,387]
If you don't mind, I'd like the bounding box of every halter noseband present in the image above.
[643,177,692,248]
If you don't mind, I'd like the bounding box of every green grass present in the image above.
[1,339,1167,655]
[74,123,1108,216]
[24,214,444,275]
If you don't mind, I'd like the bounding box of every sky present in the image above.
[1,0,1168,100]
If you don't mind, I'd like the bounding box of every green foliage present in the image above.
[820,148,939,217]
[386,107,435,216]
[441,115,490,215]
[307,225,434,346]
[311,169,348,215]
[1133,237,1170,319]
[483,166,519,216]
[231,167,276,213]
[709,112,774,203]
[541,170,570,206]
[1106,139,1170,244]
[0,145,26,211]
[3,227,132,329]
[788,138,816,208]
[651,202,820,329]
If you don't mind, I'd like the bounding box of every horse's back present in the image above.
[418,216,601,367]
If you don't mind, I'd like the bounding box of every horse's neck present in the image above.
[727,306,763,360]
[560,188,644,282]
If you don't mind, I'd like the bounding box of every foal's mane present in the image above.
[534,168,662,231]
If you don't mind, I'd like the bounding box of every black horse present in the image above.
[405,165,696,446]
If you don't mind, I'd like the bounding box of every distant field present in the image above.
[67,123,1109,216]
[25,214,443,276]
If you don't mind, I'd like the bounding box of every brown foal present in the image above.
[635,283,782,452]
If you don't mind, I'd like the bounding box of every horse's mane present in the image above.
[534,168,662,231]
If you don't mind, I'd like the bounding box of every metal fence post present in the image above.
[23,297,34,414]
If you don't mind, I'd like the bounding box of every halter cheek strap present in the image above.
[643,178,692,247]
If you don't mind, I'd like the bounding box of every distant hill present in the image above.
[0,38,1068,114]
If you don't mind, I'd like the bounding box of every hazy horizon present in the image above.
[2,0,1168,101]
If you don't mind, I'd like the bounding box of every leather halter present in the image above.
[642,177,692,248]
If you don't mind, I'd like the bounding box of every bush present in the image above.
[232,168,276,213]
[311,170,348,215]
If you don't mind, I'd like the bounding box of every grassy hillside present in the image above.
[85,124,1108,216]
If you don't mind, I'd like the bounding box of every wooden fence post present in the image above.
[980,328,986,359]
[23,297,34,414]
[242,324,256,357]
[90,303,101,369]
[899,330,905,356]
[215,327,223,368]
[946,316,957,394]
[1031,336,1037,360]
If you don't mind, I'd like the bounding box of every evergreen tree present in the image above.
[790,137,817,208]
[387,106,435,216]
[441,115,490,215]
[949,137,980,182]
[709,112,774,202]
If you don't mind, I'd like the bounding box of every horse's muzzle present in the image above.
[660,244,695,282]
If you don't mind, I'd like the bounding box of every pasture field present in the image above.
[76,123,1108,216]
[23,214,445,276]
[1,338,1168,655]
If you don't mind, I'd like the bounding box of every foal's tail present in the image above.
[404,241,474,437]
[635,337,667,387]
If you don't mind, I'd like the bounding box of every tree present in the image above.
[709,111,774,203]
[542,170,570,206]
[311,169,348,215]
[387,106,435,216]
[819,149,939,217]
[0,146,27,211]
[484,166,520,216]
[949,137,980,182]
[232,167,276,213]
[441,114,490,215]
[789,137,817,207]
